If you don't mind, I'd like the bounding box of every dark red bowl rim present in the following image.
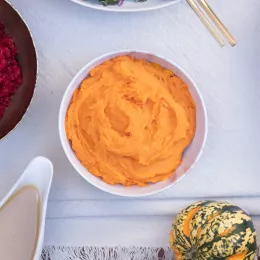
[0,1,37,140]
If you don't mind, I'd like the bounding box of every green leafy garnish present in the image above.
[98,0,147,6]
[98,0,120,6]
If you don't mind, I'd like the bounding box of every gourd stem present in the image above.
[185,248,197,260]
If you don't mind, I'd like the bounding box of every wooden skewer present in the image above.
[197,0,236,46]
[186,0,225,47]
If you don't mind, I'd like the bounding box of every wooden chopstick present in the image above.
[186,0,225,47]
[197,0,236,46]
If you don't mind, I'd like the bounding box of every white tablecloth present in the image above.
[1,0,260,249]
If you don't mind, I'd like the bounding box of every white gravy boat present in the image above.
[0,156,53,260]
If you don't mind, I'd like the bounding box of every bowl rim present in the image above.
[70,0,181,13]
[59,50,208,197]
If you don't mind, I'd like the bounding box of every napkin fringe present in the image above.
[42,246,173,260]
[42,246,260,259]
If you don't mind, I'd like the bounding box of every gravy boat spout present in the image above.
[0,156,53,260]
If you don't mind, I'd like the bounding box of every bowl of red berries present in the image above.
[0,1,37,139]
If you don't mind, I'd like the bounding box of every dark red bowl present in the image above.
[0,1,37,139]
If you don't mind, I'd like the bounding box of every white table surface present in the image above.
[1,0,260,247]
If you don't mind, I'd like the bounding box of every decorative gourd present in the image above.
[169,201,257,260]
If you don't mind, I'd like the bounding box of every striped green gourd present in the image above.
[169,201,257,260]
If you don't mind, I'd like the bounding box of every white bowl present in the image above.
[70,0,181,12]
[59,50,208,197]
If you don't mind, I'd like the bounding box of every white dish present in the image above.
[70,0,180,12]
[59,50,207,197]
[0,157,53,260]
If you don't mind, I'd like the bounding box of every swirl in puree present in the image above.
[66,56,196,186]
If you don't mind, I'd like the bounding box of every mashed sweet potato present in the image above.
[66,56,196,186]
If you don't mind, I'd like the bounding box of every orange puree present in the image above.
[65,56,196,186]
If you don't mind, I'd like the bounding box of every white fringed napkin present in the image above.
[42,247,173,260]
[42,246,260,260]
